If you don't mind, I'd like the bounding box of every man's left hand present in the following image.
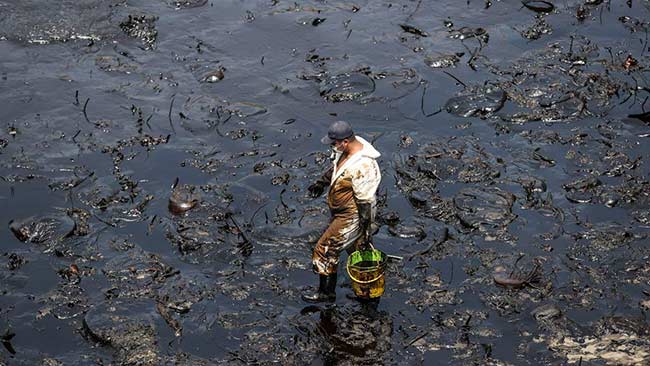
[357,202,373,251]
[357,238,372,252]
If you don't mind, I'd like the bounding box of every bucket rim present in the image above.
[346,249,387,284]
[347,249,387,264]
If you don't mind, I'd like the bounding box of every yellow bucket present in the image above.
[346,249,387,299]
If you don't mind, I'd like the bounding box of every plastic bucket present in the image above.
[346,249,387,299]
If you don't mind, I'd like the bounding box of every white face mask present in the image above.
[329,147,340,160]
[331,140,346,155]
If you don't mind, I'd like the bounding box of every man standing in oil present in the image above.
[302,121,381,303]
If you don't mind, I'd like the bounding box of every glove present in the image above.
[307,167,333,199]
[307,182,326,198]
[357,202,373,251]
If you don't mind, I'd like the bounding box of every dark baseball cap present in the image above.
[320,120,354,144]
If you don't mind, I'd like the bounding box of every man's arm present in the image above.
[351,159,381,249]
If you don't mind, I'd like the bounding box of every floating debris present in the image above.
[448,27,488,42]
[39,283,89,320]
[521,0,555,13]
[201,67,225,83]
[388,224,426,241]
[622,54,638,70]
[311,18,326,26]
[224,101,268,118]
[569,222,641,261]
[492,262,542,289]
[400,24,428,37]
[103,247,177,299]
[83,300,161,365]
[424,53,461,68]
[489,36,623,123]
[548,316,650,365]
[119,15,158,50]
[576,5,589,20]
[5,253,26,270]
[157,273,212,314]
[454,186,516,240]
[445,86,506,118]
[95,55,139,74]
[169,181,200,215]
[319,72,375,102]
[563,175,601,204]
[520,16,552,40]
[9,214,75,244]
[165,213,229,263]
[167,0,208,9]
[531,303,561,321]
[66,208,91,236]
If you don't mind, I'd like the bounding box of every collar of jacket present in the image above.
[330,136,380,185]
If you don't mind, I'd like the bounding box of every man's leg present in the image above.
[302,246,339,302]
[302,221,347,303]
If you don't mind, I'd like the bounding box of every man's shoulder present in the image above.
[359,155,379,164]
[351,156,380,175]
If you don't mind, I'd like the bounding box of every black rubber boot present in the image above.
[302,274,337,303]
[325,272,337,298]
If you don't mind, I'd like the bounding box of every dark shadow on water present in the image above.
[301,297,392,366]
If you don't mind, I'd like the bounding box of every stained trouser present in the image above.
[302,200,374,303]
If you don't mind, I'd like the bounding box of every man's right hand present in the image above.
[307,182,326,198]
[307,167,333,198]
